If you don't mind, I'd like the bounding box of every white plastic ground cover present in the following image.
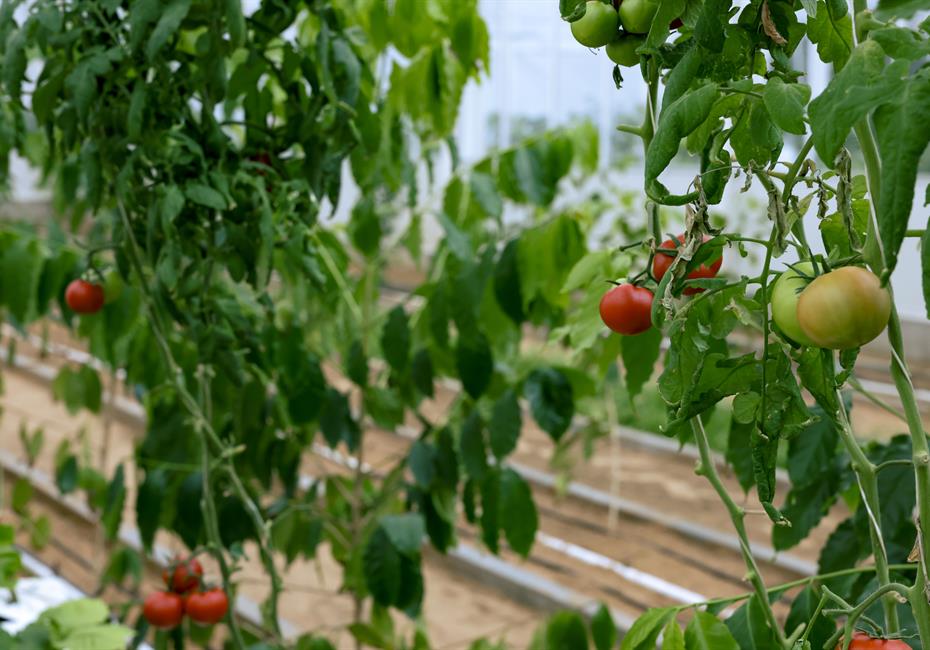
[0,548,152,649]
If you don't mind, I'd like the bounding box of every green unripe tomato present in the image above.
[797,266,891,349]
[771,262,814,347]
[606,35,644,66]
[103,270,124,305]
[570,1,619,48]
[618,0,659,34]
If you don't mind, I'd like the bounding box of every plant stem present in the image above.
[831,377,900,633]
[642,60,662,243]
[780,135,815,204]
[691,418,787,647]
[686,563,918,612]
[888,308,930,639]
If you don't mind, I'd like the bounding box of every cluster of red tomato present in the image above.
[568,0,680,67]
[599,236,892,350]
[599,234,721,335]
[64,271,123,315]
[143,557,229,630]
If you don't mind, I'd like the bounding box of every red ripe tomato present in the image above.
[162,557,204,594]
[651,235,723,295]
[64,279,105,314]
[796,266,891,349]
[143,591,184,629]
[841,631,912,649]
[186,588,229,625]
[599,284,653,335]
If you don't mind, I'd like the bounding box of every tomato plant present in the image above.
[143,592,185,630]
[185,588,229,626]
[570,1,619,47]
[797,266,892,350]
[599,284,653,335]
[64,280,104,315]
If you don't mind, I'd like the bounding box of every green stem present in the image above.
[684,563,917,612]
[691,418,787,647]
[830,365,900,633]
[847,376,908,423]
[823,582,910,650]
[642,60,661,243]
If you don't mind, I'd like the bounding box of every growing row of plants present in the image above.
[0,0,657,648]
[563,0,930,648]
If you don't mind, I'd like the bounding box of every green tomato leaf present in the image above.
[381,306,411,373]
[661,620,684,650]
[146,0,192,59]
[489,389,521,460]
[456,332,493,399]
[873,68,930,276]
[363,526,401,607]
[731,96,783,167]
[806,0,853,66]
[101,464,126,541]
[411,348,435,398]
[645,84,718,202]
[685,611,739,650]
[1,236,44,324]
[621,326,662,402]
[380,513,425,556]
[762,78,811,135]
[725,594,779,649]
[544,611,588,650]
[39,598,109,631]
[619,608,675,650]
[185,182,227,211]
[590,604,617,650]
[480,468,500,553]
[136,468,165,551]
[726,416,756,493]
[458,410,488,481]
[493,240,525,325]
[499,468,537,557]
[524,367,574,442]
[808,41,906,163]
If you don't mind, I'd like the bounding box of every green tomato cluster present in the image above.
[568,0,657,67]
[771,264,891,350]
